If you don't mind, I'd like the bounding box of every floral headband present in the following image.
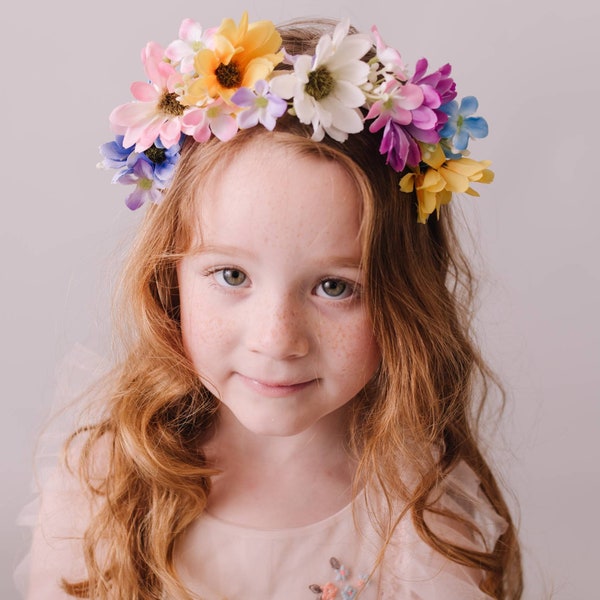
[99,13,493,223]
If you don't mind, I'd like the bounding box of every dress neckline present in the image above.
[199,488,365,539]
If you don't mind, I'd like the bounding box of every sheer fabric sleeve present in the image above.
[21,450,96,599]
[379,461,508,599]
[15,345,111,599]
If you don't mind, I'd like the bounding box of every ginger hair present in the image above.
[63,19,522,600]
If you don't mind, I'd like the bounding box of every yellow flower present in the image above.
[184,12,283,104]
[400,143,494,223]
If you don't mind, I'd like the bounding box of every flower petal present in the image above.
[464,116,489,139]
[231,87,257,107]
[131,81,159,102]
[459,96,479,116]
[332,80,365,108]
[210,114,238,141]
[269,73,299,99]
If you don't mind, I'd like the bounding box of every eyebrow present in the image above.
[188,245,362,270]
[188,244,259,261]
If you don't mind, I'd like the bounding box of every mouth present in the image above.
[237,373,316,397]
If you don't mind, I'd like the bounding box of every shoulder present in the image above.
[378,461,506,599]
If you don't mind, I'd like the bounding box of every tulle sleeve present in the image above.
[15,345,111,599]
[379,461,508,599]
[18,451,95,599]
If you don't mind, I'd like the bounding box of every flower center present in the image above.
[139,178,154,191]
[215,62,242,88]
[255,96,269,109]
[158,92,185,116]
[305,67,335,101]
[144,145,167,164]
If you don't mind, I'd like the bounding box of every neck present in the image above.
[203,405,357,528]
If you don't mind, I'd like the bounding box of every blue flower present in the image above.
[439,96,488,158]
[341,584,357,599]
[99,135,136,170]
[100,135,184,209]
[144,138,183,188]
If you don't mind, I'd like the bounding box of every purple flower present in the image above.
[110,137,183,209]
[231,80,288,131]
[411,59,456,107]
[405,58,457,144]
[379,119,421,172]
[115,156,162,210]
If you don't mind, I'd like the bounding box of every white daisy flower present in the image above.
[270,19,372,142]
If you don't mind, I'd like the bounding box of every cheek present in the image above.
[323,316,380,379]
[180,294,231,365]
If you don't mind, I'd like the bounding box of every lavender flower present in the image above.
[231,80,288,131]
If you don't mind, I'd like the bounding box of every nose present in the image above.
[246,292,310,360]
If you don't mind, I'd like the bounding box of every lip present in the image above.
[236,373,316,398]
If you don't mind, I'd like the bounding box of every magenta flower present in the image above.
[409,58,456,137]
[110,42,186,152]
[231,80,287,131]
[379,119,421,171]
[366,79,423,131]
[366,79,424,171]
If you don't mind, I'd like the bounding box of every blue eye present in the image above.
[215,268,247,287]
[316,279,353,299]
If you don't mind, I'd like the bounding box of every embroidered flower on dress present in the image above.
[309,557,368,599]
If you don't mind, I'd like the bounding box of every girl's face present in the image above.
[178,140,380,437]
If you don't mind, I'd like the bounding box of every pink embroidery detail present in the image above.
[321,582,339,600]
[309,557,369,599]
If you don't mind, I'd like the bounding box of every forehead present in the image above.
[189,139,364,253]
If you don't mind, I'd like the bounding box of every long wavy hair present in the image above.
[63,18,522,600]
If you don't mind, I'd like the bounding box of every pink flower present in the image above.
[366,79,424,132]
[165,19,215,74]
[110,42,186,152]
[371,26,407,81]
[181,99,238,142]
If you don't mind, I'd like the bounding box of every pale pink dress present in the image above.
[18,455,506,599]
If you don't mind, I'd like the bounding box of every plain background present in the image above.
[2,0,598,597]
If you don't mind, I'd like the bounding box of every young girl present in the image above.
[24,13,522,600]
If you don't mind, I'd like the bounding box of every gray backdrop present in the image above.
[2,0,598,597]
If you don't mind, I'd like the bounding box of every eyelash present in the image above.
[206,268,360,301]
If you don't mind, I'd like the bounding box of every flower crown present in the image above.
[99,13,493,223]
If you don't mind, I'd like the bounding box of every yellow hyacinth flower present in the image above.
[184,12,283,104]
[400,143,494,223]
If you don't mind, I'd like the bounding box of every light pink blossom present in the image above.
[181,99,238,142]
[165,19,215,74]
[371,26,407,81]
[110,42,185,152]
[366,79,424,132]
